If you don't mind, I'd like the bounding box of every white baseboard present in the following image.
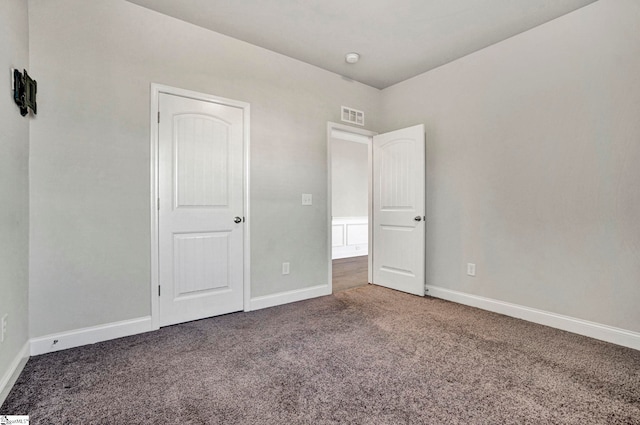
[426,285,640,351]
[0,341,29,407]
[30,316,153,356]
[249,284,332,311]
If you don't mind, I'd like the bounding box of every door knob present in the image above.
[234,216,242,223]
[414,216,422,222]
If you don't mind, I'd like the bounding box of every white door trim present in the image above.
[150,83,251,330]
[326,122,377,290]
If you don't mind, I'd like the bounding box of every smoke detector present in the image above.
[345,53,360,64]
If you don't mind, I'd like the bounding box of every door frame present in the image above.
[327,122,377,290]
[150,83,251,330]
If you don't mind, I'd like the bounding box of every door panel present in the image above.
[175,115,230,207]
[173,232,230,296]
[380,139,415,210]
[372,125,425,296]
[159,93,244,327]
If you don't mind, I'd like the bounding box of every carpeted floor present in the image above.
[2,285,639,424]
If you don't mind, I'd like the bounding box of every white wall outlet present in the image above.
[467,263,476,277]
[301,193,312,206]
[282,262,290,275]
[1,314,7,343]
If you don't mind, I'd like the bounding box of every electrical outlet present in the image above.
[1,314,7,343]
[467,263,476,277]
[301,194,312,206]
[282,262,290,275]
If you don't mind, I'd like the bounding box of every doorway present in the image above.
[327,122,426,296]
[327,123,375,293]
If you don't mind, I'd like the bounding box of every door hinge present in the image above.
[157,111,160,123]
[157,198,160,211]
[158,285,161,296]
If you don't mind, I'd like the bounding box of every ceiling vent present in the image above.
[341,106,364,126]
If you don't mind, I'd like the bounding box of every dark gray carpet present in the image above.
[2,285,639,424]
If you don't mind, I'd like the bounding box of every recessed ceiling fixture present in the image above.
[345,52,360,64]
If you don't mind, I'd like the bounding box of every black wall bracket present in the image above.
[13,68,37,116]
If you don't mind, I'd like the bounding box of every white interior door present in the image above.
[372,124,425,296]
[158,93,244,327]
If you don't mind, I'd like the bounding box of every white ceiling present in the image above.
[127,0,598,89]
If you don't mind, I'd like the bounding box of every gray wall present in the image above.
[15,0,640,344]
[381,0,640,332]
[331,140,368,218]
[0,0,30,393]
[28,0,381,337]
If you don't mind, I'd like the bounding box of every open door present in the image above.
[372,124,425,296]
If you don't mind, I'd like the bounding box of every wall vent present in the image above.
[341,106,364,126]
